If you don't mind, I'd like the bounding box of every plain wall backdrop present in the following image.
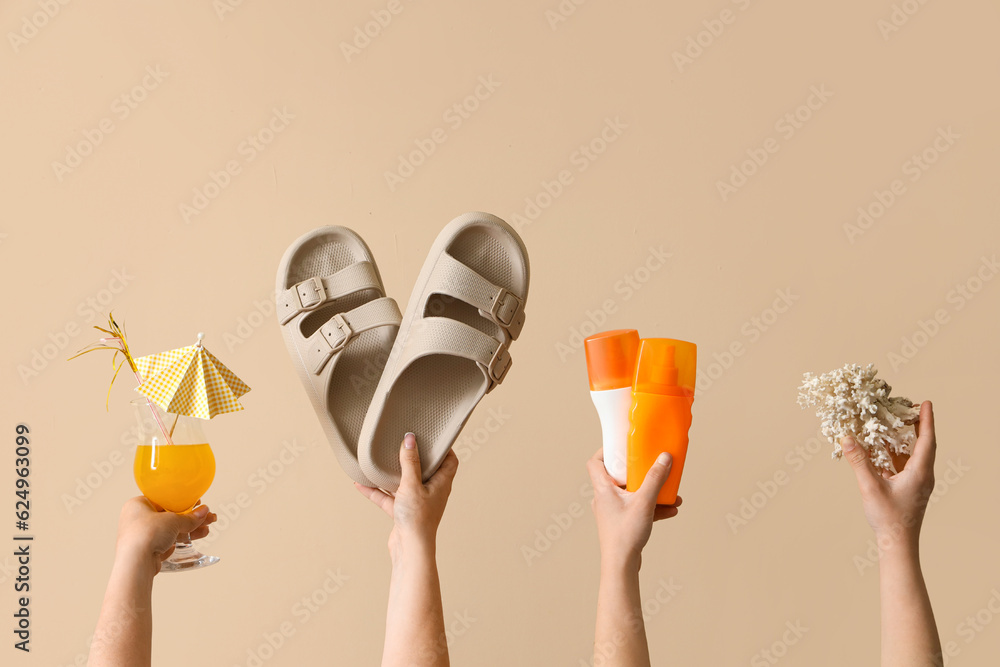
[2,1,999,665]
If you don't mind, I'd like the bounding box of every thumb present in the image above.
[841,436,880,495]
[172,504,209,534]
[636,452,672,505]
[398,432,422,489]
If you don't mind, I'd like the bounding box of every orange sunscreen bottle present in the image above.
[584,330,640,485]
[627,338,697,505]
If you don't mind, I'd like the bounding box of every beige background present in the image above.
[3,1,999,665]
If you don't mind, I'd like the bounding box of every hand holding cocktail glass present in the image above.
[71,315,250,573]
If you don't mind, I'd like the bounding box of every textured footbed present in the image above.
[360,214,528,490]
[277,227,397,487]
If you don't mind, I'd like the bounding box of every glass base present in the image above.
[161,542,219,573]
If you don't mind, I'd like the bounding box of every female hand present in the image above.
[586,448,681,572]
[115,496,217,575]
[354,433,460,551]
[841,400,936,550]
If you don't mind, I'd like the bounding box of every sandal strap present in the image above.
[303,297,401,375]
[425,254,525,340]
[278,261,382,325]
[393,316,512,390]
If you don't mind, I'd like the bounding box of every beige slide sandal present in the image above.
[358,212,529,491]
[275,226,401,486]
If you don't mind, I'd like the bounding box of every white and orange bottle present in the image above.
[627,338,697,505]
[584,329,640,485]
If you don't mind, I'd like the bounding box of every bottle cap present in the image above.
[584,329,640,391]
[633,338,697,396]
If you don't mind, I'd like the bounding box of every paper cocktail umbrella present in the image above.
[133,333,250,420]
[70,315,250,450]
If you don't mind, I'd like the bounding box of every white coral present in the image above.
[797,363,920,473]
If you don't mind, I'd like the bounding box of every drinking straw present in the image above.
[68,314,175,455]
[97,335,175,470]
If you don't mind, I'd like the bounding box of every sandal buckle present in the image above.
[311,313,353,375]
[296,277,327,311]
[487,344,512,386]
[489,288,525,340]
[326,313,353,354]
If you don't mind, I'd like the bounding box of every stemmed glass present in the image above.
[131,399,218,572]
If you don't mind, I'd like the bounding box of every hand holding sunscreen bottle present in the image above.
[584,330,640,485]
[627,338,697,505]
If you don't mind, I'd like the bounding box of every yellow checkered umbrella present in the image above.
[133,333,250,419]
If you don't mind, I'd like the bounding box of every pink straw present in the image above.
[100,336,174,448]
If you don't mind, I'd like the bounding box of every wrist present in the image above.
[876,536,920,568]
[109,557,158,594]
[600,550,641,579]
[872,525,920,558]
[113,542,159,583]
[388,529,437,564]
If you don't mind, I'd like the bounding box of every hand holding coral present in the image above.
[798,363,921,473]
[587,448,680,573]
[841,400,936,551]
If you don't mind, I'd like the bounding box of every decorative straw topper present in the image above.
[69,313,251,444]
[133,331,250,420]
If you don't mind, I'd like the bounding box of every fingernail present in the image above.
[193,505,208,517]
[656,452,669,466]
[841,436,855,451]
[403,432,416,449]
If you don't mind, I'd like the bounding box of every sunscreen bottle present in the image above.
[584,329,640,485]
[627,338,697,505]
